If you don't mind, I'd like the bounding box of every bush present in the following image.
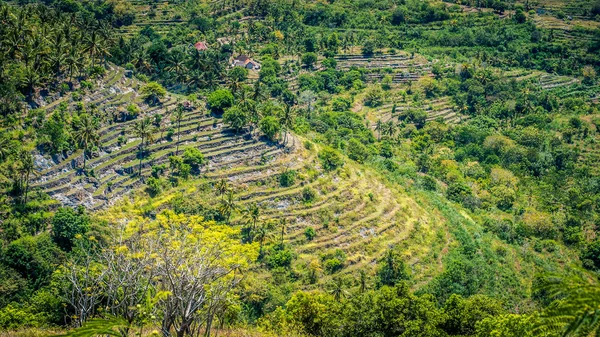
[207,89,234,114]
[301,187,317,203]
[146,177,162,196]
[279,170,296,187]
[259,116,281,141]
[514,9,527,23]
[583,240,600,270]
[223,106,249,133]
[364,86,384,107]
[347,138,369,163]
[140,82,166,105]
[182,148,206,169]
[304,227,316,241]
[51,207,89,251]
[319,148,344,171]
[3,234,61,288]
[376,250,409,287]
[267,248,294,269]
[331,97,352,112]
[301,52,318,69]
[323,258,343,274]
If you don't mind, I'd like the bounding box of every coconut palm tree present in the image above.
[72,114,99,171]
[18,150,36,205]
[21,65,43,96]
[173,103,185,156]
[219,190,237,223]
[132,117,157,177]
[328,277,349,301]
[279,218,287,246]
[383,120,397,138]
[255,221,273,257]
[375,119,383,141]
[280,104,295,145]
[358,270,368,293]
[215,178,229,200]
[242,203,260,242]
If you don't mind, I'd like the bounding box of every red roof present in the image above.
[194,41,208,51]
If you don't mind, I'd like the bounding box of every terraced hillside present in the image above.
[335,52,434,83]
[361,95,466,128]
[99,139,451,287]
[31,67,284,209]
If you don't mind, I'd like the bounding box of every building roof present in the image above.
[233,55,250,62]
[194,41,208,51]
[232,55,261,69]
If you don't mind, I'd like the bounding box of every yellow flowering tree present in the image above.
[60,211,258,337]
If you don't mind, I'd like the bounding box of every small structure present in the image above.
[182,101,193,111]
[217,37,232,46]
[231,55,261,70]
[193,41,208,51]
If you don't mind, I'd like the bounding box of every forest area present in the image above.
[1,0,600,336]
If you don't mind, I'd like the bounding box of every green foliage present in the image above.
[301,187,317,203]
[223,106,249,133]
[319,148,344,171]
[51,208,89,251]
[279,169,296,187]
[228,67,249,83]
[146,177,162,197]
[376,249,409,288]
[347,138,369,163]
[140,82,166,104]
[476,314,536,337]
[57,317,129,337]
[533,273,600,336]
[182,148,206,169]
[3,234,61,290]
[267,247,294,269]
[259,116,281,141]
[443,294,505,335]
[363,86,384,107]
[583,240,600,270]
[304,227,316,241]
[302,52,318,69]
[207,89,234,114]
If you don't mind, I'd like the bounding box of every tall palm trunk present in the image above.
[176,119,181,155]
[138,136,144,176]
[82,148,87,170]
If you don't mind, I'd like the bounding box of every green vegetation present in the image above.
[1,0,600,336]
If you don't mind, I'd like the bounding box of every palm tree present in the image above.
[174,103,185,156]
[281,105,295,145]
[375,119,383,141]
[383,120,397,138]
[166,52,188,84]
[65,44,84,81]
[18,150,35,205]
[328,277,348,301]
[242,203,260,242]
[219,190,237,223]
[358,270,368,293]
[72,114,99,171]
[255,222,272,257]
[83,30,101,67]
[215,178,228,200]
[279,218,287,246]
[132,117,156,177]
[21,66,43,96]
